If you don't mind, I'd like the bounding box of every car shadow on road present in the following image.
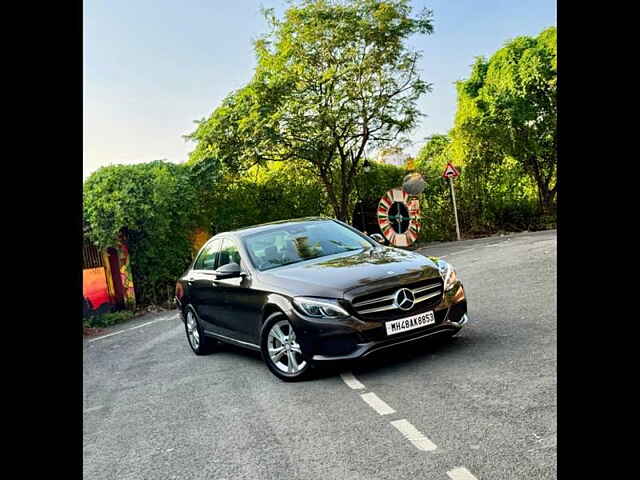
[312,333,479,380]
[213,341,264,363]
[206,330,487,383]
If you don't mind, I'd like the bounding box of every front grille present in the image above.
[351,277,444,321]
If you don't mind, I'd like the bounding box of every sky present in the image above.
[83,0,556,179]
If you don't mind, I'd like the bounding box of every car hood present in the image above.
[257,247,441,298]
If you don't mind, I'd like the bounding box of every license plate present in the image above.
[385,311,435,336]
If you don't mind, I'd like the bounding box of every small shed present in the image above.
[83,229,136,315]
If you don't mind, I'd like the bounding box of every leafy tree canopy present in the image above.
[452,26,557,213]
[414,133,451,174]
[187,0,434,221]
[83,161,202,305]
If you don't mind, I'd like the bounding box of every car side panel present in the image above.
[188,271,225,334]
[214,275,265,344]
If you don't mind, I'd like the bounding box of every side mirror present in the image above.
[215,262,242,279]
[369,233,385,244]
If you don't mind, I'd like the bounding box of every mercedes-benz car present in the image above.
[175,217,468,381]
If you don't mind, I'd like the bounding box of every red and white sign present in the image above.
[442,163,460,179]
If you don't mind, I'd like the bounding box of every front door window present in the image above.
[217,239,241,269]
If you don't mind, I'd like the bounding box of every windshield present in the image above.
[243,220,374,271]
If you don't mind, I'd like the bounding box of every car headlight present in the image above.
[436,260,459,291]
[293,297,350,319]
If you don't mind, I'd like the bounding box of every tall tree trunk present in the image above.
[320,161,354,222]
[339,186,351,223]
[528,155,556,216]
[331,192,352,222]
[540,186,556,216]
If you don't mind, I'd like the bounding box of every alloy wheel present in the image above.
[267,319,306,374]
[186,310,200,350]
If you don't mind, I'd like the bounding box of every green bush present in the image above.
[205,161,331,234]
[355,162,407,203]
[84,161,202,306]
[413,143,551,241]
[83,310,135,329]
[84,152,553,308]
[84,159,332,308]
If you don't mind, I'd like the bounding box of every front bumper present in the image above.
[288,282,468,362]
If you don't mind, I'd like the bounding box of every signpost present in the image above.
[442,162,461,241]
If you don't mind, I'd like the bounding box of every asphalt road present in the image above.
[83,229,557,480]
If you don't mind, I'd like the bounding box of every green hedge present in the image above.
[205,162,331,234]
[84,160,332,307]
[83,310,135,328]
[84,157,552,307]
[413,156,550,242]
[84,161,202,306]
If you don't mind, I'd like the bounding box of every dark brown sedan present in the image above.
[175,217,468,381]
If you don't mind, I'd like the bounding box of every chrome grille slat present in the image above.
[352,294,396,308]
[412,284,440,295]
[351,277,444,319]
[414,290,441,303]
[358,303,397,314]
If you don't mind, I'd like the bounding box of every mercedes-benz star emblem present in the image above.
[393,288,415,311]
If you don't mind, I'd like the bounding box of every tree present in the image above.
[202,160,331,234]
[452,27,557,214]
[187,0,434,222]
[83,161,202,305]
[83,158,328,307]
[375,145,412,167]
[414,133,450,173]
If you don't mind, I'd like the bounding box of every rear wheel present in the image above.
[185,307,216,355]
[261,312,312,382]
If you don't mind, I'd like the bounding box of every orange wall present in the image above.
[83,267,111,310]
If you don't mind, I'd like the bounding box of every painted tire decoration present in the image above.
[377,188,421,247]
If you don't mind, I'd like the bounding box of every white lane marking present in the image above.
[484,240,510,248]
[340,372,365,390]
[360,392,395,415]
[447,467,479,480]
[83,405,104,413]
[390,419,437,451]
[87,315,177,343]
[450,248,476,255]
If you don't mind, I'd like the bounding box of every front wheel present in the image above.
[261,312,312,382]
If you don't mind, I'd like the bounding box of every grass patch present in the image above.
[83,310,135,329]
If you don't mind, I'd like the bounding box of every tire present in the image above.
[260,312,312,382]
[184,306,217,355]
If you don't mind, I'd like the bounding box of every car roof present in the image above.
[215,217,334,239]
